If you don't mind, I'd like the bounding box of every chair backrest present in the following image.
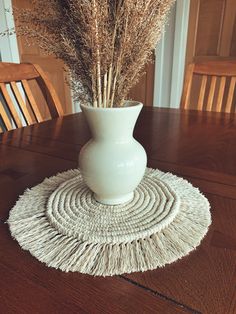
[181,60,236,113]
[0,62,64,132]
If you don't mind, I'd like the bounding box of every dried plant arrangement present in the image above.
[3,0,175,107]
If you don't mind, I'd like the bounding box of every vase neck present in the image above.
[82,104,142,142]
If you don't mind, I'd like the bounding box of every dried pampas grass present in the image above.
[3,0,175,107]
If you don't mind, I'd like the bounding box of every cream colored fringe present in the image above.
[7,168,211,276]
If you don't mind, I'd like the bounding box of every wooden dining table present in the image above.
[0,107,235,314]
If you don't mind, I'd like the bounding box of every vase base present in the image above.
[94,192,134,205]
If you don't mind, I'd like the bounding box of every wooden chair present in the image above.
[181,60,236,113]
[0,62,64,132]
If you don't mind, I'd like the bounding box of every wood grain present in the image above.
[185,0,236,112]
[0,100,13,131]
[21,79,44,123]
[206,75,217,111]
[126,194,236,314]
[0,83,23,128]
[128,52,155,107]
[197,75,207,110]
[34,63,64,117]
[216,76,226,111]
[0,224,190,314]
[10,81,34,125]
[0,108,235,313]
[12,0,72,115]
[195,0,225,56]
[226,76,236,112]
[0,62,64,132]
[0,62,39,82]
[194,60,236,76]
[180,63,194,109]
[186,0,236,61]
[181,60,236,112]
[219,0,236,56]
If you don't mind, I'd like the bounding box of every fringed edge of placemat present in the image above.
[7,168,211,276]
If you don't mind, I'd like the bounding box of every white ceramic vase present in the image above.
[79,101,147,205]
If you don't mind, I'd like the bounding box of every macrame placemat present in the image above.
[8,168,211,276]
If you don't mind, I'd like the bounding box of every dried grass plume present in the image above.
[4,0,175,107]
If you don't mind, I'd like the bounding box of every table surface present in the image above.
[0,108,236,314]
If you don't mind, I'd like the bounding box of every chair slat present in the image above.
[181,63,194,109]
[0,83,23,128]
[216,77,226,112]
[21,79,43,123]
[206,76,217,111]
[197,75,207,110]
[0,62,64,132]
[34,64,64,117]
[194,60,236,76]
[181,60,236,113]
[10,82,34,125]
[225,77,236,113]
[0,62,40,83]
[0,100,14,131]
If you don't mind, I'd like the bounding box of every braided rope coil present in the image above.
[8,168,211,276]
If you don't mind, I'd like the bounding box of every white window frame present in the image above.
[0,0,20,62]
[154,0,190,108]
